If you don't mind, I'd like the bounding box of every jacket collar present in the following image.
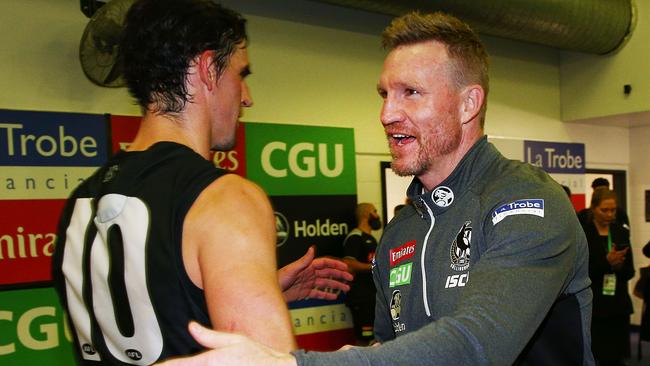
[407,136,500,217]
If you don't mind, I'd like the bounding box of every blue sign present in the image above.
[0,109,108,166]
[524,141,585,174]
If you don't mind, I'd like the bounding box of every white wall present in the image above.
[565,123,630,169]
[0,1,140,116]
[561,0,650,121]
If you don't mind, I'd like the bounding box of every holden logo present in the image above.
[275,212,289,247]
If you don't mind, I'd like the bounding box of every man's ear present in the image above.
[459,84,484,125]
[197,50,217,91]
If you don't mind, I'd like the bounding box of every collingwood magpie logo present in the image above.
[390,290,402,320]
[275,212,289,247]
[450,221,471,271]
[431,186,454,207]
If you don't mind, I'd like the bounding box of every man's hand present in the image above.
[156,322,297,366]
[278,246,353,302]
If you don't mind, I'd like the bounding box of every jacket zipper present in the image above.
[420,199,435,317]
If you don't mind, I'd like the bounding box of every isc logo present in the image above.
[444,273,469,288]
[261,142,343,178]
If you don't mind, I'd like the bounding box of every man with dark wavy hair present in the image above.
[157,11,594,366]
[52,0,351,364]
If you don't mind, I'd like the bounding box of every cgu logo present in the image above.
[389,263,412,288]
[261,142,344,178]
[0,306,72,355]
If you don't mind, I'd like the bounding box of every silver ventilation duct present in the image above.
[307,0,635,54]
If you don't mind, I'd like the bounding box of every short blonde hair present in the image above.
[382,12,489,126]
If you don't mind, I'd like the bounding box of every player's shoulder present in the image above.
[343,228,364,243]
[204,173,265,198]
[479,157,562,201]
[197,174,272,216]
[475,156,574,226]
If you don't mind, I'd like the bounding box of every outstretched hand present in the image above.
[278,246,353,302]
[155,322,296,366]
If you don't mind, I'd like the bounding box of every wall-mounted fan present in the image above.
[79,0,135,87]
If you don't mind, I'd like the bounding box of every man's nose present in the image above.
[380,97,404,126]
[241,81,253,107]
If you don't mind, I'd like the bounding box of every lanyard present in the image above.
[607,229,612,252]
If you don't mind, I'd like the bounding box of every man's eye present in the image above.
[406,89,419,96]
[377,89,387,98]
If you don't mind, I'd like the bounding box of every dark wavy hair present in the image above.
[120,0,247,114]
[382,12,489,127]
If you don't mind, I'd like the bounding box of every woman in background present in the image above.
[582,187,635,366]
[633,241,650,360]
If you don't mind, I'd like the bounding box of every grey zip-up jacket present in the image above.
[293,137,594,365]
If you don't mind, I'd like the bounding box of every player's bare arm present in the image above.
[182,173,296,352]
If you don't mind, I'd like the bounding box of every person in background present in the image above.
[578,177,630,229]
[155,10,594,366]
[633,241,650,360]
[582,187,635,366]
[52,1,350,364]
[342,203,381,345]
